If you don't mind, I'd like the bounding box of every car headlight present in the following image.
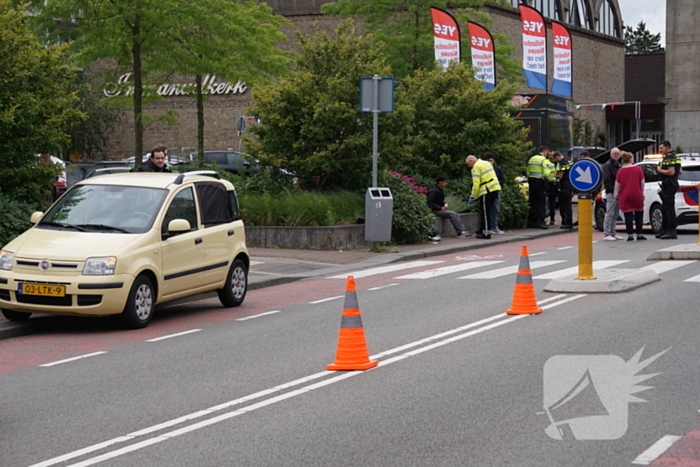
[0,250,14,271]
[83,257,117,276]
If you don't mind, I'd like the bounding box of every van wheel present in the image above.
[650,204,663,234]
[122,275,154,329]
[2,309,32,321]
[594,202,606,232]
[218,259,247,307]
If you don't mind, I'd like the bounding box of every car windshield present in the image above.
[38,184,168,233]
[680,166,700,182]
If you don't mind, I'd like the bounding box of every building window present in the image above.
[514,0,562,21]
[526,0,560,21]
[596,0,620,38]
[568,0,591,29]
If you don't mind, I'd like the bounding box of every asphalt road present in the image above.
[2,231,700,467]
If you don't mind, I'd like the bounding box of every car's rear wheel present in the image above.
[595,202,606,232]
[650,204,663,234]
[218,258,247,307]
[1,309,32,321]
[122,275,154,329]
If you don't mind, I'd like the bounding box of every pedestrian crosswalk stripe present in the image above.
[457,261,567,279]
[533,260,629,279]
[684,273,700,282]
[395,261,504,279]
[327,260,444,279]
[641,260,696,275]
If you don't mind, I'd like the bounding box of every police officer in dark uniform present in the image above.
[552,151,574,230]
[656,140,682,239]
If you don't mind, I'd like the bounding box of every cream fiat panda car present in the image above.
[0,171,249,329]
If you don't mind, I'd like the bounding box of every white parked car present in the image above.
[594,154,700,233]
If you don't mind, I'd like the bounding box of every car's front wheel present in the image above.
[218,258,247,308]
[594,202,606,232]
[650,203,663,234]
[122,275,155,329]
[1,309,32,321]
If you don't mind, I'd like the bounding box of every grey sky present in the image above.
[617,0,666,45]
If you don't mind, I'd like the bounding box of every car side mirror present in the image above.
[30,212,44,224]
[168,219,191,232]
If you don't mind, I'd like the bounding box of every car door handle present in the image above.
[227,230,235,236]
[195,238,203,245]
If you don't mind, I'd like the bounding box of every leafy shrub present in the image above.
[497,184,529,229]
[379,171,434,244]
[175,163,295,196]
[444,193,467,214]
[0,194,40,246]
[239,190,363,226]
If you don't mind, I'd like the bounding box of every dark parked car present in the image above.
[568,146,605,162]
[591,138,657,164]
[189,150,260,174]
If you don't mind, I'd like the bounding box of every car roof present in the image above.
[640,154,700,166]
[76,172,235,190]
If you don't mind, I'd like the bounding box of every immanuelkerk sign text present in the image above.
[103,73,247,98]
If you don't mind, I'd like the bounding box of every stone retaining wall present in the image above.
[245,213,479,250]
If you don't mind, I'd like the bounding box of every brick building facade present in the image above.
[100,0,625,159]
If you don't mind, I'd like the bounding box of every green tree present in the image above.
[64,73,121,159]
[246,21,392,191]
[388,61,532,182]
[158,0,290,166]
[625,21,664,55]
[321,0,521,81]
[37,0,179,165]
[0,0,84,203]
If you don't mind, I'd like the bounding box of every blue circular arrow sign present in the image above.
[569,159,603,193]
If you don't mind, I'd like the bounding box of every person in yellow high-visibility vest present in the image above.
[466,155,501,239]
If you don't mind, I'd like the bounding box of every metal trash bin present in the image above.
[365,187,393,242]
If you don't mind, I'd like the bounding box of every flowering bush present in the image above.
[379,171,434,244]
[388,171,428,196]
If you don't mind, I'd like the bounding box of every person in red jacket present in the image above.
[614,151,646,241]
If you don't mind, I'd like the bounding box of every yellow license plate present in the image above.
[18,283,66,297]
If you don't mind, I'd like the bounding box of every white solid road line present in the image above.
[457,260,566,279]
[40,351,108,368]
[395,260,504,279]
[309,296,344,304]
[326,260,444,279]
[631,434,682,465]
[146,329,201,342]
[33,295,585,467]
[641,260,696,274]
[533,260,629,279]
[368,283,399,291]
[236,310,282,321]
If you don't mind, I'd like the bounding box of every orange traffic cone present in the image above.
[327,276,378,371]
[506,246,543,315]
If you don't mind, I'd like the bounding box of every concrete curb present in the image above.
[543,268,660,293]
[647,243,700,260]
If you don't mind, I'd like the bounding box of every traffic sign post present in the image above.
[360,75,394,187]
[569,159,603,280]
[360,75,394,250]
